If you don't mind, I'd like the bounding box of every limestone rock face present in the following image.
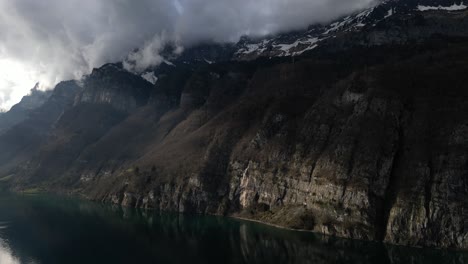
[74,44,468,249]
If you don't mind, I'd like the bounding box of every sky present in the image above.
[0,0,376,110]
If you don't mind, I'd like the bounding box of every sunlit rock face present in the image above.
[1,0,468,251]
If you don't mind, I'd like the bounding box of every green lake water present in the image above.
[0,194,466,264]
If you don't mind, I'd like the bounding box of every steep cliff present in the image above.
[0,0,467,251]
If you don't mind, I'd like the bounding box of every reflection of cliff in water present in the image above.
[128,207,468,264]
[0,195,467,264]
[236,221,468,264]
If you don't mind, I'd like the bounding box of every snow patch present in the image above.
[141,72,158,84]
[323,7,374,35]
[273,37,320,56]
[237,39,271,55]
[163,60,175,67]
[243,44,261,54]
[324,16,353,34]
[384,8,394,18]
[417,3,467,11]
[355,8,373,18]
[204,58,213,64]
[295,44,319,55]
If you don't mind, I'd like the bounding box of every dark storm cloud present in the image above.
[0,0,376,108]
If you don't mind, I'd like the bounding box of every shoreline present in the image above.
[7,188,467,252]
[230,215,325,234]
[228,215,462,253]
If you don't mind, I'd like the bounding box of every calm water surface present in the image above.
[0,194,466,264]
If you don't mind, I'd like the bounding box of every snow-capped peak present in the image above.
[233,0,468,61]
[417,2,467,11]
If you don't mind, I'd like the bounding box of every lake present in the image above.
[0,194,466,264]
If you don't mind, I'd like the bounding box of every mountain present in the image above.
[168,0,468,62]
[1,0,468,250]
[0,84,52,134]
[233,0,468,60]
[0,81,80,177]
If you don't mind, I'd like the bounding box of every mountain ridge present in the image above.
[163,0,468,63]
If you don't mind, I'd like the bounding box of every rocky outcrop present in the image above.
[77,63,154,113]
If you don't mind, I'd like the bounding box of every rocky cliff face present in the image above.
[0,0,467,251]
[77,63,154,113]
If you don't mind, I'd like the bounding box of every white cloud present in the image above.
[123,34,171,73]
[0,0,377,110]
[0,59,40,110]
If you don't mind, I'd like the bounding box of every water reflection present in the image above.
[0,194,466,264]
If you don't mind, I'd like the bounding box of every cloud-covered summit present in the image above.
[0,0,376,109]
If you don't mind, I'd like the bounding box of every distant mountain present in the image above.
[1,0,468,250]
[233,0,468,60]
[164,0,468,63]
[0,81,80,176]
[0,84,52,134]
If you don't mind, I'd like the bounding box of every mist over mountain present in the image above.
[0,0,376,109]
